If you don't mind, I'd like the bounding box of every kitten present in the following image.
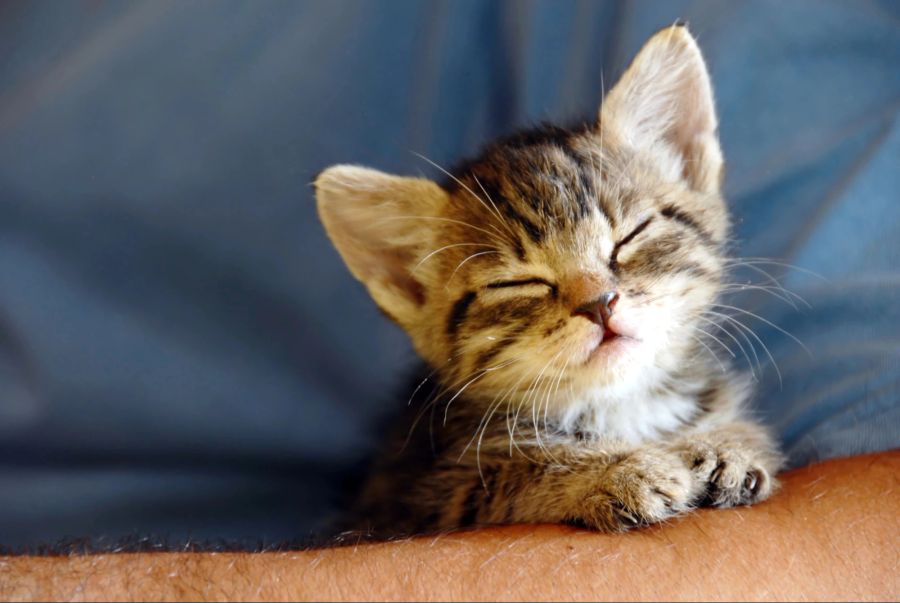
[315,25,782,536]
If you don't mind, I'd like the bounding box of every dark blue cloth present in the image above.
[0,0,897,550]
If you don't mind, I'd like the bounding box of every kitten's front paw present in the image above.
[706,454,773,507]
[580,449,704,532]
[680,442,776,508]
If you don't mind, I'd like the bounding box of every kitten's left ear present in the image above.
[315,165,447,328]
[600,24,722,194]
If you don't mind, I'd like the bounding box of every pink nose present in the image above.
[573,291,619,327]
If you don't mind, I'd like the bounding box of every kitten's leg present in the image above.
[421,445,712,533]
[670,420,784,508]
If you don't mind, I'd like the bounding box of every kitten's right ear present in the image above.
[315,165,447,325]
[600,25,722,194]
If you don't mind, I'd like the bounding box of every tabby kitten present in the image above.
[315,25,782,536]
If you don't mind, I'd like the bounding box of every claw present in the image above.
[652,487,677,512]
[744,471,758,493]
[613,504,640,527]
[710,461,725,485]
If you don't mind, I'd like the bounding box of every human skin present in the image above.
[1,452,897,602]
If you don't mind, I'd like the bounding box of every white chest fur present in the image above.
[556,387,698,445]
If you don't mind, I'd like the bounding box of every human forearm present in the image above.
[2,452,897,601]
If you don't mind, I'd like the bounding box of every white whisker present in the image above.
[708,309,782,387]
[713,303,811,358]
[413,242,496,273]
[696,313,756,379]
[384,215,509,247]
[686,331,727,373]
[445,250,502,289]
[411,152,513,243]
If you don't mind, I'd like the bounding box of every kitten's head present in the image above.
[316,26,728,411]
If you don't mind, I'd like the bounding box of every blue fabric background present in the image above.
[0,0,897,550]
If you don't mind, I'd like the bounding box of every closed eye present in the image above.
[486,278,558,297]
[609,217,653,273]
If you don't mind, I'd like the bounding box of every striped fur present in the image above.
[316,25,782,537]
